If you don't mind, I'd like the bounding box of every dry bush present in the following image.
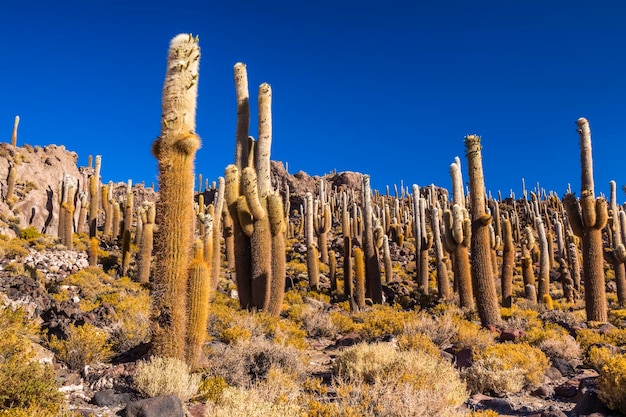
[47,322,112,370]
[205,336,305,388]
[598,353,626,414]
[462,342,549,395]
[203,385,303,417]
[339,378,467,417]
[133,356,201,401]
[0,306,64,415]
[521,322,582,361]
[452,319,496,351]
[402,309,458,347]
[356,304,419,340]
[332,342,467,417]
[501,306,541,331]
[536,333,581,361]
[288,302,338,338]
[462,355,525,395]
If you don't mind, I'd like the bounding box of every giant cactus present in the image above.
[442,160,474,309]
[151,33,201,360]
[608,180,626,306]
[362,175,383,304]
[563,117,608,323]
[226,77,286,315]
[465,134,500,327]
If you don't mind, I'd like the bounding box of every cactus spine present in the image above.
[464,134,500,327]
[563,118,608,323]
[151,33,201,360]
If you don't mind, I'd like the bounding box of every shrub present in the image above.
[0,238,29,258]
[598,353,626,414]
[463,342,549,395]
[133,356,201,401]
[522,323,581,361]
[204,386,304,417]
[288,303,338,338]
[18,226,41,241]
[205,337,305,388]
[329,310,360,334]
[356,304,416,340]
[47,323,112,370]
[332,342,467,416]
[396,332,441,356]
[0,306,64,414]
[452,319,496,351]
[402,310,458,347]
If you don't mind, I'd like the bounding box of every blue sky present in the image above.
[2,0,625,200]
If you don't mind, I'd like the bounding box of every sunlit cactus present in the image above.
[464,134,500,328]
[151,33,202,360]
[563,117,608,323]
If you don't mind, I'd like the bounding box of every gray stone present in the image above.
[122,395,184,417]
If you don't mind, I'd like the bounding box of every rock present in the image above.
[122,395,184,417]
[446,346,473,369]
[531,385,554,398]
[481,397,516,414]
[91,389,132,407]
[541,405,569,417]
[545,366,563,381]
[554,380,579,398]
[499,327,525,341]
[334,332,362,347]
[572,390,610,416]
[551,357,576,377]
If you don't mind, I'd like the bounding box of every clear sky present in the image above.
[2,0,625,200]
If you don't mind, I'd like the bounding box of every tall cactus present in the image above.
[343,236,353,302]
[226,78,286,314]
[305,192,319,290]
[210,177,225,292]
[521,225,537,302]
[431,201,450,298]
[186,240,211,368]
[608,180,626,306]
[501,217,514,308]
[89,155,101,238]
[121,180,133,276]
[353,246,366,310]
[138,202,155,284]
[151,33,201,360]
[442,161,474,309]
[563,118,608,323]
[362,175,382,304]
[465,134,500,327]
[11,115,19,147]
